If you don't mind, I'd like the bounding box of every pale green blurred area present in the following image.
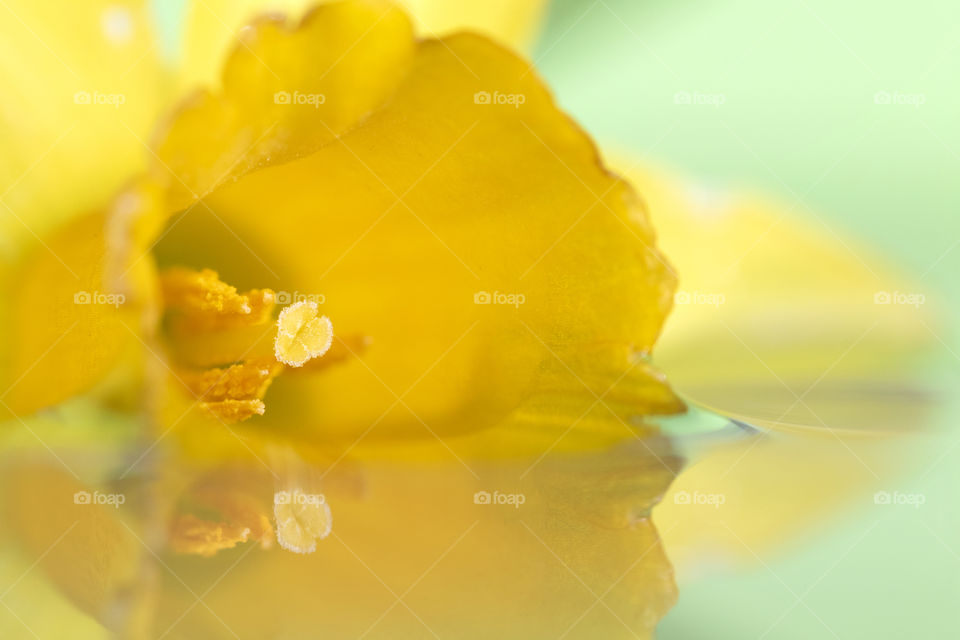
[533,0,959,637]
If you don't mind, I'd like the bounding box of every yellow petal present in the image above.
[0,547,106,639]
[616,157,938,433]
[607,158,941,569]
[0,22,174,415]
[0,212,149,417]
[0,0,169,258]
[154,1,417,210]
[655,429,905,575]
[0,464,146,635]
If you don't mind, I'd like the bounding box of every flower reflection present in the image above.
[4,412,681,638]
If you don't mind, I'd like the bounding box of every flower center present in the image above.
[158,267,333,423]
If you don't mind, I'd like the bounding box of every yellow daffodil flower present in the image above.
[0,1,937,639]
[2,2,681,637]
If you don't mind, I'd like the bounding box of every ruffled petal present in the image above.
[177,0,548,93]
[122,1,681,445]
[398,0,548,49]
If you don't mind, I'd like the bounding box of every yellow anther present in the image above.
[200,398,266,424]
[160,267,275,333]
[179,358,283,424]
[274,301,333,367]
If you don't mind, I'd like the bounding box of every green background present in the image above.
[534,0,959,637]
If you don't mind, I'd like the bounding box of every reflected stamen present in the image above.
[274,488,332,554]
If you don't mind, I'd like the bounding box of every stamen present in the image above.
[181,358,283,400]
[161,267,275,333]
[201,398,266,423]
[179,358,283,424]
[274,301,333,367]
[169,469,275,557]
[157,268,339,422]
